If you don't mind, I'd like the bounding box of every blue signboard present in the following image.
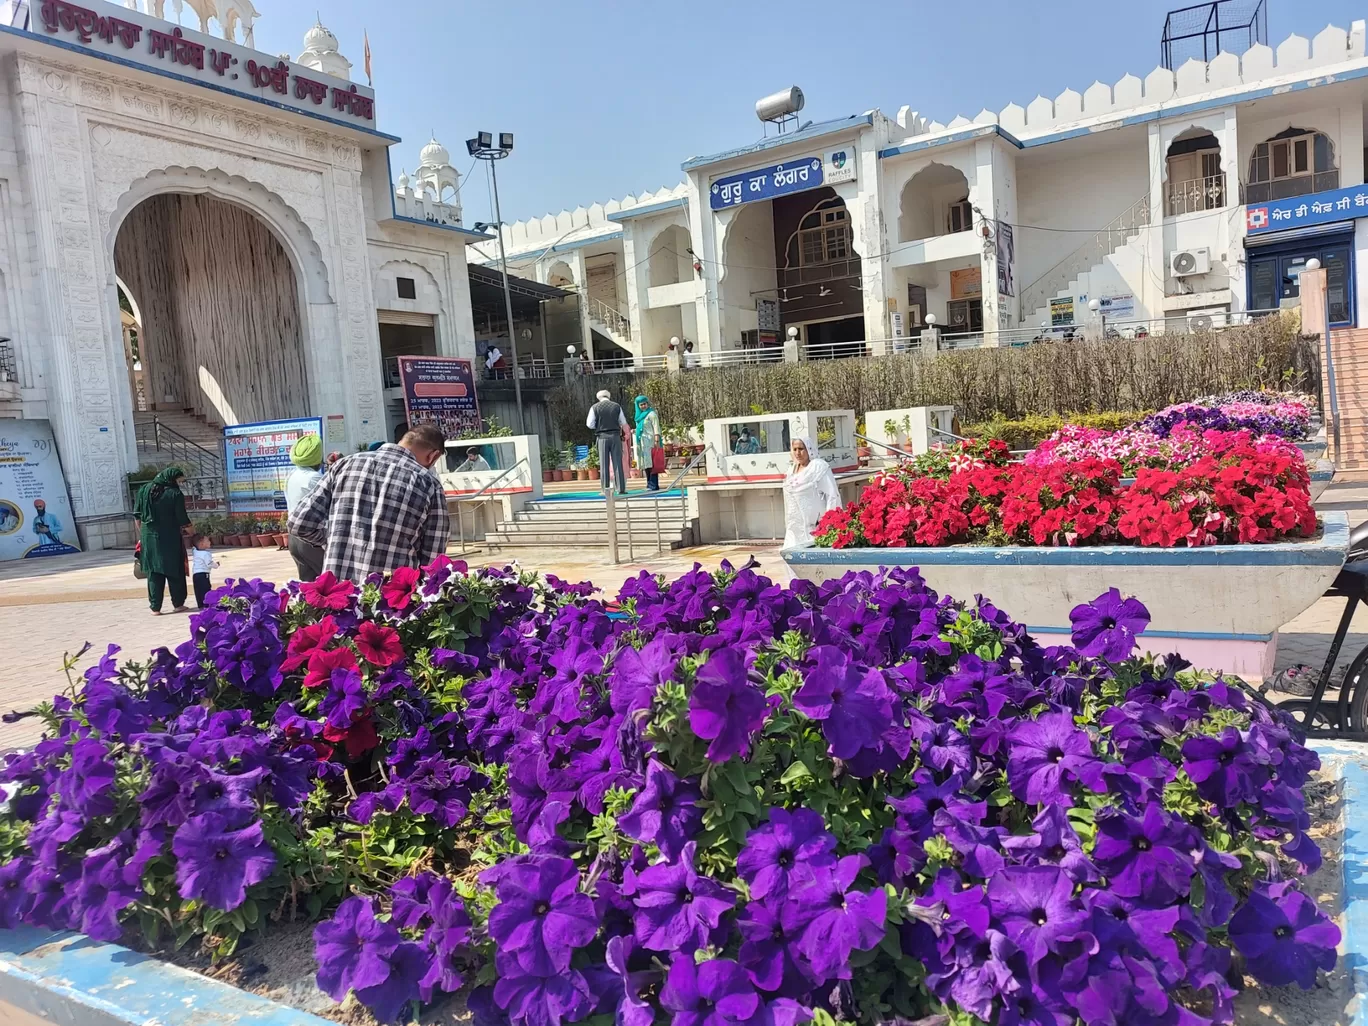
[1246,184,1368,236]
[709,156,824,210]
[224,417,323,515]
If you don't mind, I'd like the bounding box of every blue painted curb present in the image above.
[1317,741,1368,1026]
[0,925,331,1025]
[783,511,1349,568]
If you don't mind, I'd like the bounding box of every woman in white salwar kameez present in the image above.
[782,437,842,548]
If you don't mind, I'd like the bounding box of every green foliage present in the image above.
[547,318,1315,438]
[961,410,1151,449]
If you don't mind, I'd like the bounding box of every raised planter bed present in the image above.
[784,510,1349,678]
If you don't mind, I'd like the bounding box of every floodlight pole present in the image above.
[470,133,525,435]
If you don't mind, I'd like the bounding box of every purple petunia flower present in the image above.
[1005,711,1105,807]
[171,813,276,911]
[484,855,598,977]
[1069,588,1150,662]
[618,760,702,861]
[788,854,887,984]
[0,857,30,927]
[314,896,402,1003]
[605,935,661,1026]
[354,941,433,1024]
[74,851,141,942]
[660,954,759,1026]
[83,680,148,738]
[421,877,473,996]
[1229,886,1341,989]
[492,969,593,1026]
[1001,805,1098,883]
[320,668,367,730]
[689,647,769,762]
[612,635,679,715]
[987,865,1087,963]
[59,738,117,818]
[627,842,735,953]
[736,898,813,993]
[794,647,896,760]
[403,756,473,828]
[1092,804,1197,905]
[736,807,836,901]
[1182,727,1263,807]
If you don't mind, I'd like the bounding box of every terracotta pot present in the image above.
[542,470,554,483]
[211,534,224,546]
[578,469,592,481]
[858,446,872,459]
[557,470,569,482]
[254,533,273,547]
[276,533,289,548]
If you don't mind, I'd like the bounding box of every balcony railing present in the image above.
[1244,170,1339,204]
[778,256,862,289]
[0,336,15,384]
[1166,173,1227,216]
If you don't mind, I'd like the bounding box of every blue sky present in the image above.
[253,0,1366,223]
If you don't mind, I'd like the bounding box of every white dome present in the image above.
[397,169,410,189]
[419,137,450,167]
[303,20,338,54]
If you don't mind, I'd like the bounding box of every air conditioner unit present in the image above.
[1170,248,1211,277]
[1188,314,1215,332]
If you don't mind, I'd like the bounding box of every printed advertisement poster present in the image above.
[950,267,982,300]
[1050,296,1075,326]
[0,419,81,561]
[397,357,481,438]
[1100,294,1135,319]
[224,417,323,515]
[995,222,1015,297]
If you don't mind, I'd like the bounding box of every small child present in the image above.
[189,533,220,609]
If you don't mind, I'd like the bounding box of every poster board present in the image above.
[950,267,982,300]
[224,417,323,515]
[0,419,81,560]
[397,357,481,437]
[1050,296,1076,326]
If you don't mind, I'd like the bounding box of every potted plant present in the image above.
[541,451,554,484]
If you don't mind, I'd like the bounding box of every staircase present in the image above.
[133,410,226,509]
[1020,194,1152,326]
[585,295,633,352]
[1326,329,1368,469]
[484,494,696,552]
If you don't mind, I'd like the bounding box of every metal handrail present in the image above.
[854,432,914,461]
[665,447,707,493]
[449,457,528,554]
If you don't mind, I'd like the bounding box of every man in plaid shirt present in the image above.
[288,424,451,583]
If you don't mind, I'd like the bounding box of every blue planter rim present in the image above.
[783,511,1349,568]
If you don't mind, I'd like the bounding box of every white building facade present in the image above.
[0,0,482,548]
[479,16,1368,362]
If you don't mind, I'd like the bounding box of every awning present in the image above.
[468,265,571,301]
[1245,220,1355,246]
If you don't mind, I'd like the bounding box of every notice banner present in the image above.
[224,417,323,515]
[397,357,481,438]
[1050,296,1075,326]
[950,267,982,300]
[0,419,81,561]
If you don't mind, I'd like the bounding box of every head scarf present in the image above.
[291,433,322,468]
[633,394,653,427]
[784,438,826,493]
[135,466,185,520]
[367,441,384,452]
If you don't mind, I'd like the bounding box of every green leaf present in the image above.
[779,760,813,785]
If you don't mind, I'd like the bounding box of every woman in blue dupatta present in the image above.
[632,394,662,492]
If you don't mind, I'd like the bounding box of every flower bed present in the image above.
[0,559,1342,1026]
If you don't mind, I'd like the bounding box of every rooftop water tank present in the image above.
[756,87,805,124]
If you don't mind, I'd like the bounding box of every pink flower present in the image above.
[300,572,356,611]
[380,566,421,611]
[281,616,339,672]
[355,621,405,667]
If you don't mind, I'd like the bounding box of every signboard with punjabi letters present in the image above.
[949,267,982,300]
[710,157,824,210]
[28,0,377,128]
[0,419,81,561]
[224,417,323,515]
[1050,296,1075,326]
[397,356,481,439]
[1245,184,1368,236]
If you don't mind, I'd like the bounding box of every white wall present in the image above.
[1015,128,1150,290]
[716,201,776,348]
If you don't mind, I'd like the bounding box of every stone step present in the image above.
[485,531,692,550]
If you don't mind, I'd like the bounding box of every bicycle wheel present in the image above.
[1277,699,1343,733]
[1345,644,1368,734]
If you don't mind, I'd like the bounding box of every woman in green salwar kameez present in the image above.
[134,466,191,614]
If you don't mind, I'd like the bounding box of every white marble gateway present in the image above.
[0,0,485,548]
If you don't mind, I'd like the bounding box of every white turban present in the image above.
[596,390,612,401]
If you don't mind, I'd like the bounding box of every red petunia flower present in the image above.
[355,621,405,668]
[300,571,356,611]
[380,566,421,611]
[304,645,358,688]
[281,615,339,672]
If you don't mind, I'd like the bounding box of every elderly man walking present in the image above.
[586,389,628,495]
[288,424,450,583]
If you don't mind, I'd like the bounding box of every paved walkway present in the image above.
[4,477,1368,753]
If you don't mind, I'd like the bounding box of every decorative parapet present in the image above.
[893,21,1367,144]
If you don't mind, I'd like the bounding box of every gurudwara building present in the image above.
[0,0,483,549]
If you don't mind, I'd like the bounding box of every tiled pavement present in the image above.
[4,477,1368,753]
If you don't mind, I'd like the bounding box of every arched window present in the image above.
[1247,128,1337,202]
[795,199,851,266]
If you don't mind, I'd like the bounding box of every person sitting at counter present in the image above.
[455,447,491,472]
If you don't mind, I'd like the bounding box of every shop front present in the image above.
[1245,186,1366,326]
